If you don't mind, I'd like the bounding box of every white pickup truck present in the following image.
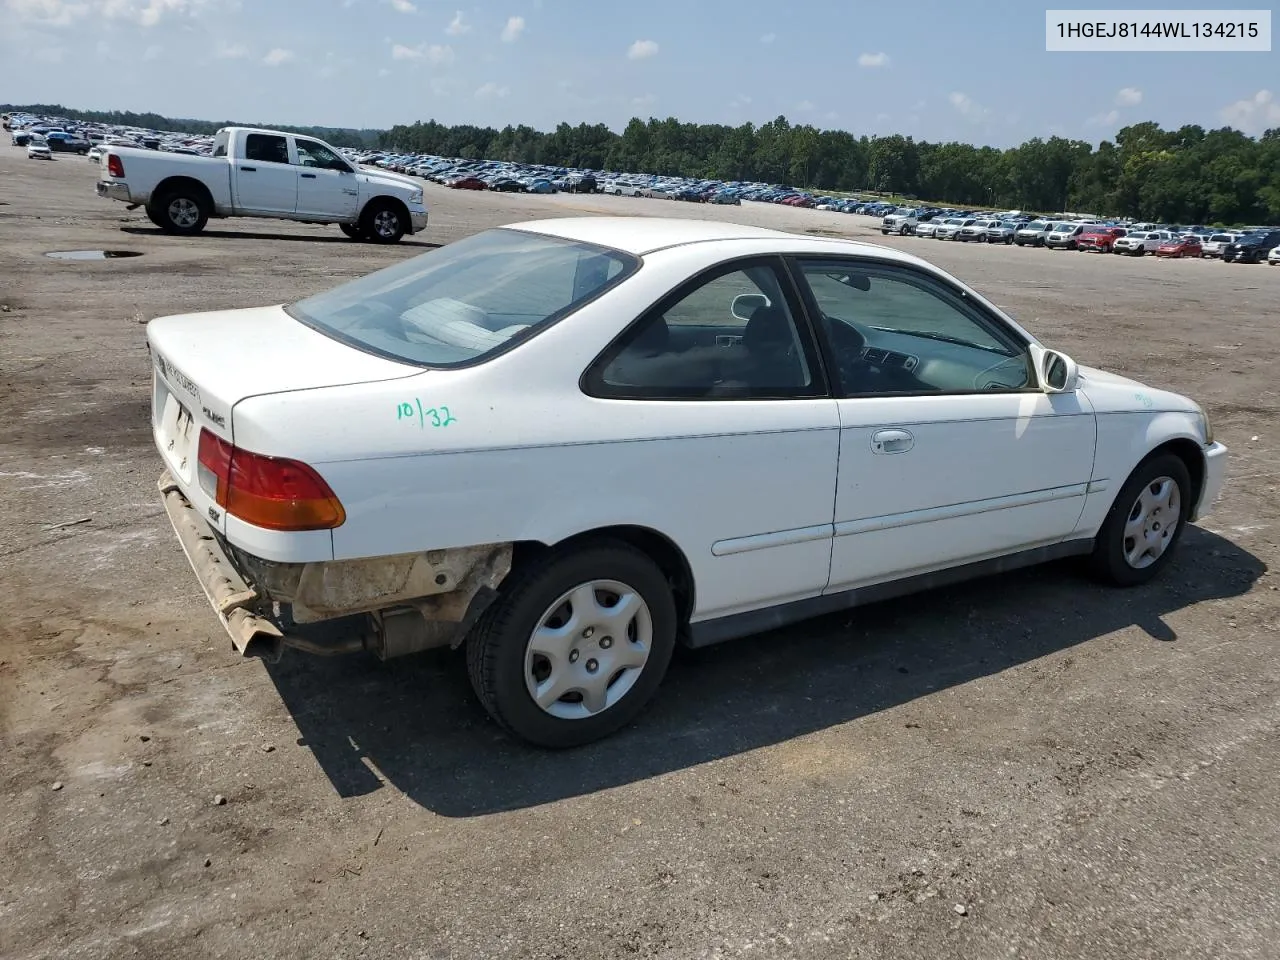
[96,126,429,243]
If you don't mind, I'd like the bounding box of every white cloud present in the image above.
[445,9,469,34]
[500,14,523,41]
[6,0,225,28]
[426,42,453,63]
[475,81,509,98]
[824,111,839,122]
[759,32,775,43]
[214,40,248,58]
[632,93,656,107]
[948,90,989,120]
[627,38,658,60]
[262,47,293,66]
[1087,109,1120,126]
[391,42,454,63]
[797,100,815,112]
[142,42,162,59]
[377,66,390,76]
[1220,89,1280,135]
[387,0,415,10]
[5,0,91,26]
[857,51,889,68]
[32,44,66,61]
[1115,86,1143,107]
[874,112,890,122]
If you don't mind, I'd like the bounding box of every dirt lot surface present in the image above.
[3,145,1280,960]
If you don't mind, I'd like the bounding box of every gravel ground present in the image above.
[3,145,1280,960]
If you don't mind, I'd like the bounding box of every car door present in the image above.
[232,132,298,215]
[582,256,841,624]
[291,136,360,219]
[788,255,1097,592]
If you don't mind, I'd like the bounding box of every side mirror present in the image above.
[731,293,770,321]
[1034,346,1079,393]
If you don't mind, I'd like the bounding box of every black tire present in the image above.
[1090,453,1192,587]
[339,222,364,241]
[149,187,209,236]
[359,199,406,244]
[465,540,678,748]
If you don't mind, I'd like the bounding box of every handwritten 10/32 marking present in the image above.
[397,399,457,428]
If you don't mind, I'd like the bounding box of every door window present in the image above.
[243,133,289,164]
[793,259,1034,396]
[294,138,350,172]
[585,259,824,399]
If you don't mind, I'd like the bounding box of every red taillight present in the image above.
[197,428,233,503]
[107,153,124,177]
[196,428,344,531]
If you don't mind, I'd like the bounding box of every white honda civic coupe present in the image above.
[147,217,1227,748]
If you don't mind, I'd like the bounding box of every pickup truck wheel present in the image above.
[360,201,406,244]
[151,189,209,236]
[465,541,678,748]
[339,223,365,241]
[1090,453,1191,587]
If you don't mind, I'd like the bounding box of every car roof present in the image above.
[507,216,815,255]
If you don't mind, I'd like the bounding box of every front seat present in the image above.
[741,304,805,388]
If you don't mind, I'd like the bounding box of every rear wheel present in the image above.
[148,187,209,236]
[465,541,678,748]
[359,200,406,244]
[1090,453,1192,586]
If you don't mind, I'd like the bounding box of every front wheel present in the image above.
[359,200,406,244]
[465,541,678,748]
[1090,453,1192,586]
[339,222,364,241]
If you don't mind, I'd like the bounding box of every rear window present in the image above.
[286,228,639,367]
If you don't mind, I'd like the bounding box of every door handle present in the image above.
[239,166,256,172]
[870,428,914,454]
[300,173,316,179]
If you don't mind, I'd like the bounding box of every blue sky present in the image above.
[1,0,1277,144]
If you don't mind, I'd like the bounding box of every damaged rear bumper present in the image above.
[157,471,511,662]
[159,470,289,661]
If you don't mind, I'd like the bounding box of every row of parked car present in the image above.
[876,206,1280,265]
[9,109,1279,261]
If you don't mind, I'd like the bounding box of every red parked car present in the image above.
[1155,236,1202,258]
[448,176,488,190]
[1076,226,1126,253]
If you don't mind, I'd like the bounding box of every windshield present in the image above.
[1023,221,1048,230]
[287,228,639,367]
[1052,224,1074,232]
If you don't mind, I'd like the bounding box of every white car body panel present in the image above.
[146,218,1227,636]
[827,390,1096,590]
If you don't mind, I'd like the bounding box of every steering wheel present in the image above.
[822,314,872,388]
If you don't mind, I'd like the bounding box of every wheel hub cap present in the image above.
[1122,476,1181,569]
[373,210,398,237]
[524,579,653,720]
[169,198,199,228]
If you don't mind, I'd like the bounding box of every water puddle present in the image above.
[46,250,143,261]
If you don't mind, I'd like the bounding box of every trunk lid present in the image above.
[146,304,421,503]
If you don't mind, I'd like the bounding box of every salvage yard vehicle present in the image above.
[148,217,1227,748]
[1113,229,1171,256]
[1155,235,1202,259]
[96,126,428,243]
[1014,219,1055,246]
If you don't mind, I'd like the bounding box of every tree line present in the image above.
[381,116,1280,225]
[7,102,1276,224]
